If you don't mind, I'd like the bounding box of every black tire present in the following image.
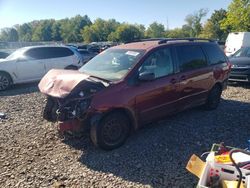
[43,97,58,122]
[204,85,222,110]
[90,112,130,150]
[0,72,12,91]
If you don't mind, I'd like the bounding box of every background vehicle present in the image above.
[224,32,250,56]
[0,51,9,59]
[229,46,250,82]
[39,38,231,150]
[77,49,97,63]
[0,45,83,91]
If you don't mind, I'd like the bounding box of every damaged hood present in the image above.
[39,69,91,98]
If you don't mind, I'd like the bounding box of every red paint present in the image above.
[59,120,81,133]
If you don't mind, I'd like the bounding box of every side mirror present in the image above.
[139,72,155,81]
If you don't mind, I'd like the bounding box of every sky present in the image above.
[0,0,232,30]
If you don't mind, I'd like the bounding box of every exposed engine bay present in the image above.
[39,69,108,122]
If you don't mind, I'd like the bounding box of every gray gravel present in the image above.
[0,82,250,188]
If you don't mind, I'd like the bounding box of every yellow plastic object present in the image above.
[186,154,205,178]
[222,180,244,188]
[214,152,231,164]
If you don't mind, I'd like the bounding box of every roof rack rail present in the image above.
[158,38,215,44]
[125,38,167,44]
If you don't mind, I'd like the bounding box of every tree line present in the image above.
[0,0,249,43]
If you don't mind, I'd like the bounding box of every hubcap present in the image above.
[102,118,123,144]
[0,75,9,90]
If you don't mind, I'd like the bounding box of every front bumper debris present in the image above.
[58,120,82,133]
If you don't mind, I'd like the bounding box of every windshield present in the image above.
[233,47,250,58]
[5,48,27,60]
[79,48,145,81]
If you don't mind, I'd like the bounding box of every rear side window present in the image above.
[176,45,207,72]
[25,47,74,59]
[25,48,47,59]
[47,47,74,58]
[202,44,227,65]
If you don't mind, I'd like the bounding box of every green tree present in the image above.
[135,24,146,37]
[145,22,165,38]
[199,9,228,40]
[82,18,120,42]
[61,15,92,42]
[17,23,32,41]
[32,20,53,41]
[183,8,208,37]
[51,22,62,41]
[221,0,250,31]
[208,9,227,40]
[9,28,19,41]
[199,21,217,39]
[112,24,143,43]
[0,28,19,41]
[82,25,98,43]
[165,28,189,38]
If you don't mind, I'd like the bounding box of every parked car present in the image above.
[229,46,250,82]
[0,45,83,91]
[39,38,231,150]
[77,49,97,63]
[0,51,9,59]
[87,44,101,53]
[224,32,250,56]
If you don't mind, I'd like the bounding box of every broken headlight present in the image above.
[56,98,91,121]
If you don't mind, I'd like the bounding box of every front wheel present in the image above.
[204,85,222,110]
[43,97,58,122]
[90,112,130,150]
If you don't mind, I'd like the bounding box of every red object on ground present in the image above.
[59,120,81,133]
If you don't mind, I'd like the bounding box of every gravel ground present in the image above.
[0,82,250,188]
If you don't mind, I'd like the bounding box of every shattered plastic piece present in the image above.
[0,112,6,119]
[58,120,82,133]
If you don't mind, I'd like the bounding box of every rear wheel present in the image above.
[90,112,130,150]
[204,85,222,110]
[0,72,12,91]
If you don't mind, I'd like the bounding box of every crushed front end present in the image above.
[39,69,108,133]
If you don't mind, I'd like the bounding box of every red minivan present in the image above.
[39,38,231,150]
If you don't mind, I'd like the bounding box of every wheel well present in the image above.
[103,108,138,132]
[0,71,13,83]
[214,82,223,91]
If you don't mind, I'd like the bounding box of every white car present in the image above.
[0,46,83,91]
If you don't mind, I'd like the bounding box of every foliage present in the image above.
[51,22,62,41]
[165,28,189,38]
[145,22,165,38]
[61,15,92,42]
[109,24,144,43]
[0,28,19,41]
[220,0,250,32]
[82,18,120,43]
[183,8,208,37]
[17,23,33,41]
[199,21,217,39]
[32,20,54,41]
[208,9,228,40]
[2,3,248,44]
